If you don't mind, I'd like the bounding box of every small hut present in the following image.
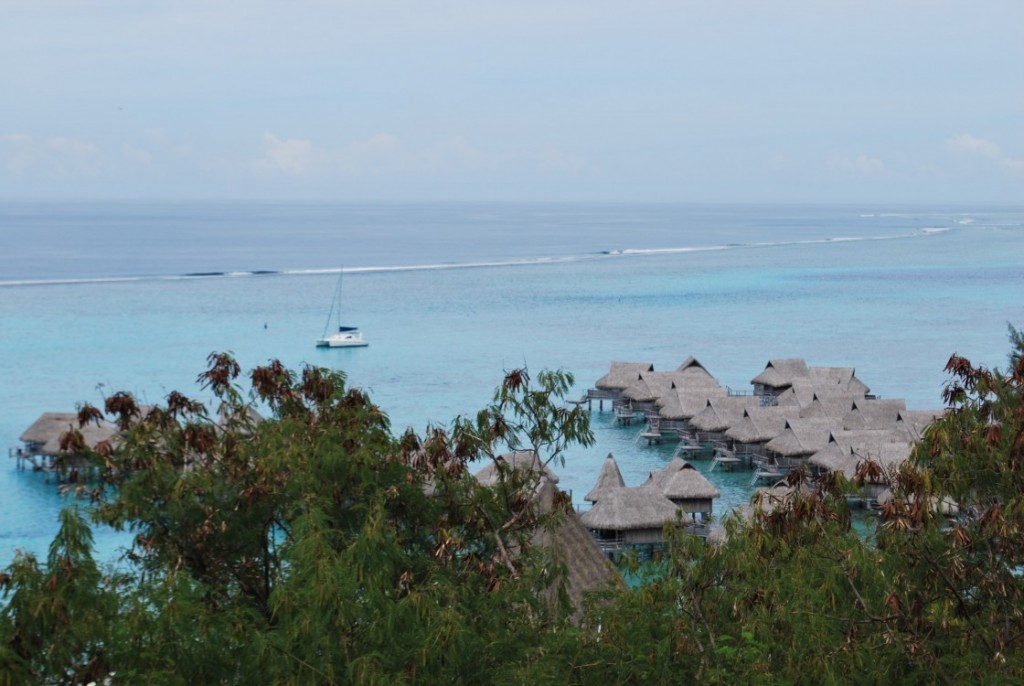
[657,386,728,433]
[589,362,655,407]
[689,395,763,442]
[765,418,840,467]
[16,412,118,476]
[751,358,810,396]
[724,405,792,453]
[584,453,626,503]
[581,488,689,549]
[474,451,618,619]
[657,462,720,520]
[843,398,908,431]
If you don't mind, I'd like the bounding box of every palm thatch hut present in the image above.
[589,362,655,407]
[584,453,626,503]
[751,358,810,396]
[765,418,842,466]
[16,412,118,476]
[807,366,871,396]
[843,398,908,431]
[581,488,690,549]
[752,359,872,399]
[689,395,764,442]
[724,405,792,453]
[657,386,728,432]
[673,356,721,389]
[798,393,857,421]
[895,409,941,441]
[656,462,720,520]
[474,451,618,619]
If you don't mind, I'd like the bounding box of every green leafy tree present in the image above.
[2,355,595,684]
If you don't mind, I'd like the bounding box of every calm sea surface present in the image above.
[2,202,1023,566]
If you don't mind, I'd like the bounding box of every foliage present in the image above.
[2,355,594,684]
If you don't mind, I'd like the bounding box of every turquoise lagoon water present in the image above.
[2,202,1023,566]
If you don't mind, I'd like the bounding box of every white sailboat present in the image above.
[315,271,368,348]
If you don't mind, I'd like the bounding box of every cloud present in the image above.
[0,133,101,176]
[946,133,1024,174]
[827,153,885,176]
[256,133,314,175]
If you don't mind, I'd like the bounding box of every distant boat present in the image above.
[315,271,368,348]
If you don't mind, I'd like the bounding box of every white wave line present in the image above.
[0,227,955,288]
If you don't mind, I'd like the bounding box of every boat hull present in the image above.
[316,332,368,348]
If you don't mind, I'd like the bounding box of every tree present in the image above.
[1,355,596,684]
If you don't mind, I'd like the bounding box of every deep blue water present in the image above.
[2,202,1023,566]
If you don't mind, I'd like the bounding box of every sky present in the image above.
[2,1,1022,203]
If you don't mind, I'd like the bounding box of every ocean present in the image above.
[2,201,1023,566]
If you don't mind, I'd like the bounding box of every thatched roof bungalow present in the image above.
[724,405,793,449]
[19,412,119,458]
[657,386,728,430]
[751,359,872,398]
[689,395,764,437]
[843,398,908,431]
[655,458,720,518]
[673,356,720,389]
[584,453,626,503]
[581,488,690,546]
[474,451,618,619]
[594,362,655,393]
[751,358,810,396]
[895,409,940,441]
[798,393,857,422]
[765,418,840,466]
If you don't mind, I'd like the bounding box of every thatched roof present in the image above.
[765,418,839,457]
[689,396,763,433]
[751,360,872,396]
[808,366,871,395]
[809,430,913,477]
[843,398,908,431]
[622,371,678,404]
[581,488,690,531]
[673,356,720,388]
[584,453,626,503]
[657,386,728,420]
[660,463,720,501]
[532,506,621,618]
[19,412,119,456]
[724,406,793,444]
[594,362,655,390]
[475,452,619,619]
[895,409,940,441]
[750,358,809,389]
[798,393,857,421]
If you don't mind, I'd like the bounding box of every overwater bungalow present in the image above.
[750,358,811,397]
[474,451,619,618]
[751,359,872,399]
[657,386,728,434]
[807,366,871,396]
[843,398,908,431]
[581,488,690,553]
[688,395,764,443]
[723,405,792,454]
[585,362,655,408]
[673,356,721,390]
[798,393,858,421]
[649,460,720,523]
[13,412,118,478]
[895,409,941,441]
[765,418,844,468]
[584,453,626,503]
